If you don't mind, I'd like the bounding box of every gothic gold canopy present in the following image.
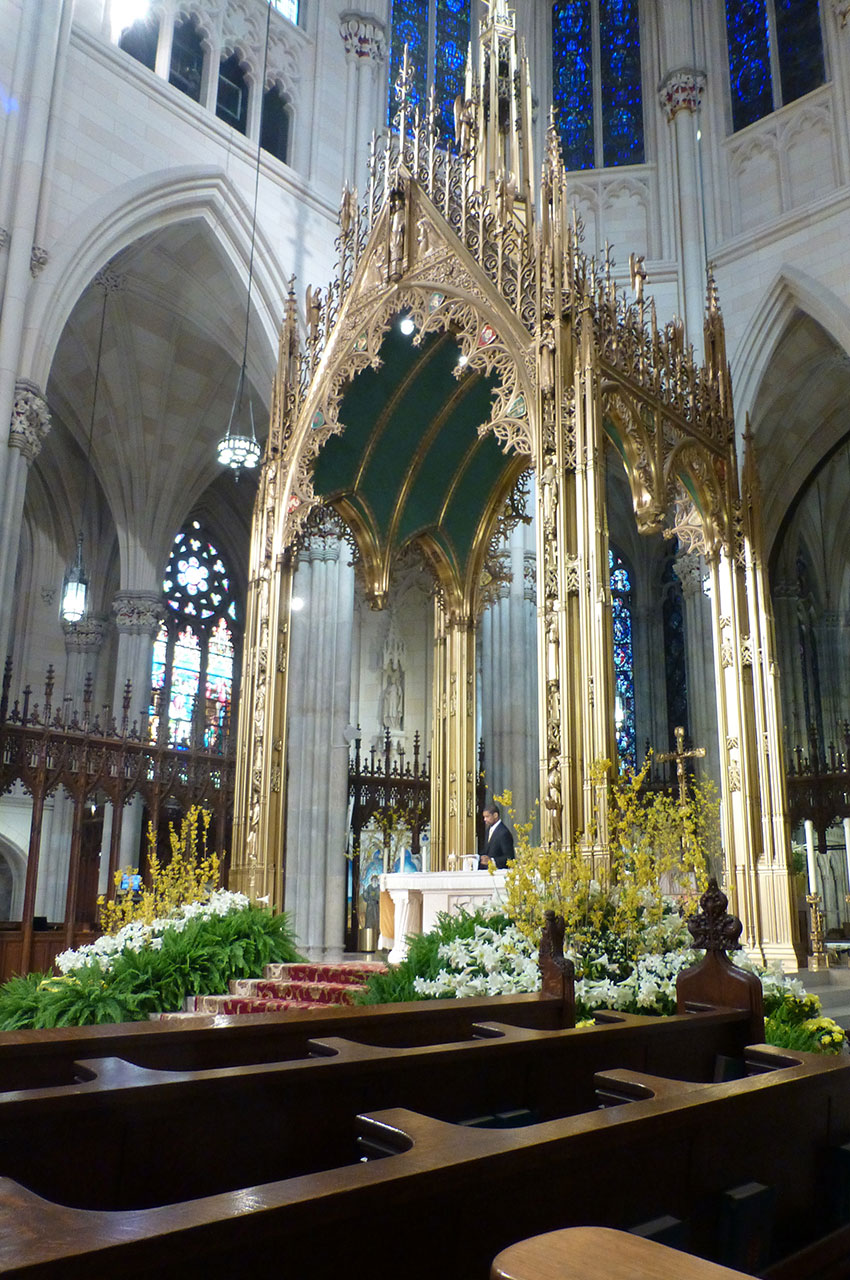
[312,322,518,608]
[233,0,800,971]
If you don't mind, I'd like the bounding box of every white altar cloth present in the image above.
[379,869,507,964]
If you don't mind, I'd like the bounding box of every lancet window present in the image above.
[169,17,204,103]
[149,523,239,750]
[217,53,249,135]
[610,547,636,769]
[117,14,159,71]
[725,0,826,133]
[388,0,470,144]
[552,0,644,171]
[262,85,291,163]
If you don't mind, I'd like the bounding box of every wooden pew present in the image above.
[0,1042,846,1278]
[0,883,810,1279]
[491,1227,756,1280]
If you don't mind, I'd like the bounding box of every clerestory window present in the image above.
[552,0,644,172]
[149,523,240,751]
[117,14,159,71]
[169,17,204,103]
[261,85,291,164]
[388,0,470,146]
[217,53,249,134]
[725,0,826,133]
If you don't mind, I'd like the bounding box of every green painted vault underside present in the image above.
[312,323,514,587]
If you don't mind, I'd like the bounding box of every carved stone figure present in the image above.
[382,658,404,730]
[388,189,406,281]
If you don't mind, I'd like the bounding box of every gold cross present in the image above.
[657,726,705,807]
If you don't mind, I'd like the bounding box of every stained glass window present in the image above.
[149,522,239,750]
[599,0,644,167]
[609,547,636,769]
[774,0,825,107]
[553,0,644,172]
[725,0,825,133]
[388,0,470,143]
[435,0,469,144]
[389,0,429,122]
[553,1,594,171]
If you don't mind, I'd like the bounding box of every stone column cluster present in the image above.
[0,0,73,657]
[284,531,354,954]
[674,551,720,786]
[479,518,539,836]
[339,12,387,187]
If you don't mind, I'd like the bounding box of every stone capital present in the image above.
[658,68,706,121]
[339,12,387,63]
[9,379,51,462]
[673,551,704,599]
[63,616,109,653]
[112,591,166,636]
[301,532,341,564]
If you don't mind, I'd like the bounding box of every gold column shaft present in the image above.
[430,599,477,869]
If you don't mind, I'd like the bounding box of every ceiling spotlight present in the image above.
[290,596,306,612]
[458,353,469,367]
[399,315,415,336]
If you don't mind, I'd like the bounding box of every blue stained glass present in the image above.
[599,0,643,167]
[774,0,825,106]
[725,0,772,132]
[436,0,470,146]
[553,0,594,171]
[609,548,636,769]
[389,0,428,124]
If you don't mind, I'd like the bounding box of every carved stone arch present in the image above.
[600,385,664,534]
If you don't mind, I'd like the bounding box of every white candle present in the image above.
[804,819,817,894]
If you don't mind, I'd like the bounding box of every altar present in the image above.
[379,868,507,964]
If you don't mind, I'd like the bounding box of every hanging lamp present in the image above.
[61,278,109,624]
[216,2,273,475]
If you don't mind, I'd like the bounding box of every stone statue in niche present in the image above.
[380,617,406,736]
[382,658,404,730]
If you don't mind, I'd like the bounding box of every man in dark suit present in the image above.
[478,804,515,869]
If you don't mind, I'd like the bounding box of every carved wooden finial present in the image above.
[538,909,575,1027]
[686,878,743,952]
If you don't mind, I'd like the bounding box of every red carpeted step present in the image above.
[189,994,329,1015]
[264,961,387,985]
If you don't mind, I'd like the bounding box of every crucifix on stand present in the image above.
[657,726,706,808]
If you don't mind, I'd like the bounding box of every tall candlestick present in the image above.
[805,819,817,893]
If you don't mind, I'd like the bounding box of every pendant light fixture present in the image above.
[216,1,273,475]
[61,277,108,624]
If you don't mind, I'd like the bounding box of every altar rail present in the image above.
[0,660,235,980]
